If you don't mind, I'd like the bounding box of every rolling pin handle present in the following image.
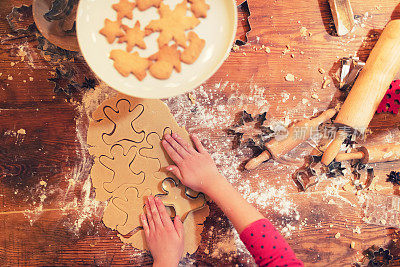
[357,146,370,164]
[311,109,337,126]
[321,130,348,166]
[245,150,272,170]
[335,150,365,162]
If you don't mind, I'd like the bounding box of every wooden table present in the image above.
[1,0,400,266]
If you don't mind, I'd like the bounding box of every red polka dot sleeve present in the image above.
[239,218,304,267]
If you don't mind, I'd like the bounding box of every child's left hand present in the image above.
[141,196,184,267]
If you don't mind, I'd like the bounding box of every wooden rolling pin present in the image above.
[335,143,400,164]
[321,20,400,166]
[245,109,337,170]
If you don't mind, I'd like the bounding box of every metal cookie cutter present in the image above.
[339,57,365,91]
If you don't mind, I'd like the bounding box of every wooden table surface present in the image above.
[1,0,400,266]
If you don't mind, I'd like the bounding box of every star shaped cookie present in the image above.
[146,1,200,48]
[100,19,125,44]
[118,21,147,52]
[110,49,150,80]
[112,0,136,20]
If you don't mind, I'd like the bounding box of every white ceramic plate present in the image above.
[76,0,237,99]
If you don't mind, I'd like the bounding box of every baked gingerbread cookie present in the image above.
[146,1,200,48]
[181,31,205,64]
[110,49,150,80]
[149,61,173,80]
[118,21,147,51]
[100,19,125,44]
[149,44,181,79]
[112,0,136,20]
[188,0,209,18]
[136,0,162,11]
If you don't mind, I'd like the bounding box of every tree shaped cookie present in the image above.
[146,1,200,48]
[156,178,206,221]
[181,31,205,64]
[118,21,147,52]
[112,0,136,20]
[100,19,125,44]
[149,44,181,79]
[110,50,151,80]
[136,0,162,11]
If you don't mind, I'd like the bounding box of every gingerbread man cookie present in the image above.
[100,19,125,44]
[110,49,150,80]
[136,0,162,11]
[146,1,200,48]
[118,21,147,52]
[149,44,181,79]
[188,0,209,18]
[181,31,205,64]
[112,0,136,20]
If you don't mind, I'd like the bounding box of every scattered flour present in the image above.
[165,82,300,238]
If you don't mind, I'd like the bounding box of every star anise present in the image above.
[386,171,400,186]
[343,134,356,148]
[81,77,97,90]
[48,67,78,97]
[326,161,345,178]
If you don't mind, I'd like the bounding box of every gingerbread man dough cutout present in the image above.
[100,146,143,192]
[156,178,206,221]
[113,187,150,235]
[102,99,145,150]
[101,145,163,196]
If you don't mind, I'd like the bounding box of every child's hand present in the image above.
[141,196,184,267]
[162,133,224,195]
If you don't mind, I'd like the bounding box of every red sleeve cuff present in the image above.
[240,219,303,267]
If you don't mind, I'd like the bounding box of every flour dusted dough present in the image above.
[87,94,208,253]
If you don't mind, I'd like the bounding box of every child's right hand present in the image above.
[162,133,224,195]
